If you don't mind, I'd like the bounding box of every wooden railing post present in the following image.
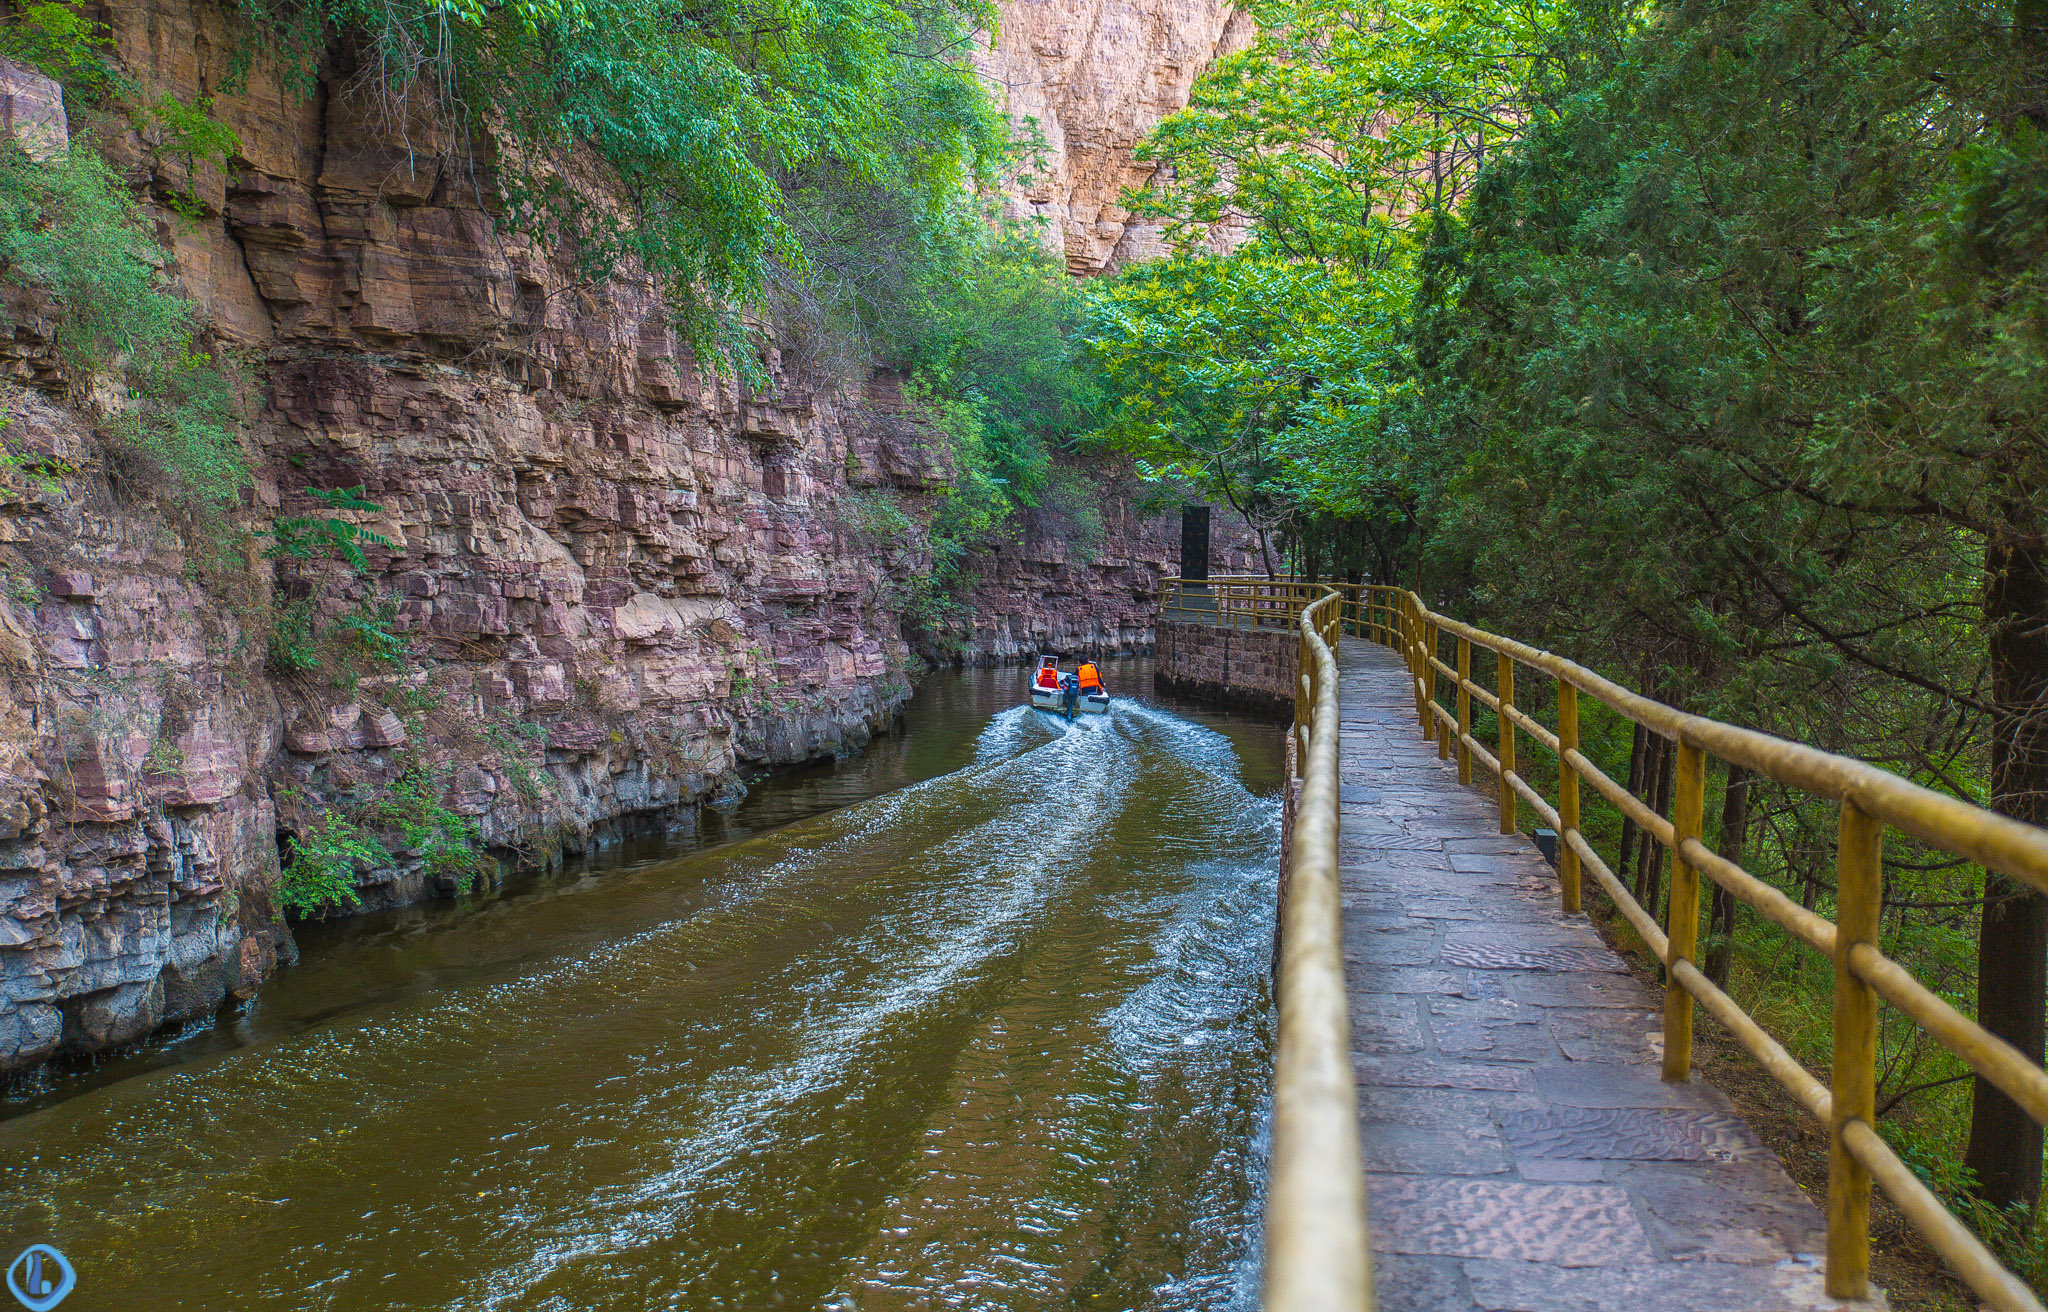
[1663,743,1706,1083]
[1415,603,1434,745]
[1409,597,1425,732]
[1498,654,1517,834]
[1456,638,1472,785]
[1431,625,1448,761]
[1557,679,1581,914]
[1828,800,1882,1300]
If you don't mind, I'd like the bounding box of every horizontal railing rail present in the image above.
[1266,586,1374,1312]
[1318,580,2045,1312]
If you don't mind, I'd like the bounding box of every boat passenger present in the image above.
[1076,662,1105,698]
[1036,663,1062,691]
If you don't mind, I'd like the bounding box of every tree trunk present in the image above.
[1706,765,1750,988]
[1967,529,2048,1211]
[1619,722,1648,885]
[1640,737,1675,919]
[1634,736,1670,904]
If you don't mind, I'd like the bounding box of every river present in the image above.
[0,660,1285,1311]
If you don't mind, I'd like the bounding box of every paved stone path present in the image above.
[1335,639,1866,1312]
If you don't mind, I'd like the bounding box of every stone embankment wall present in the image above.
[1154,618,1297,717]
[0,0,1261,1077]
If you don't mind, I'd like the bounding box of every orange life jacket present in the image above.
[1077,663,1102,690]
[1037,667,1061,689]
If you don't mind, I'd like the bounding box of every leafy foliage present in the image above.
[0,2,116,92]
[281,809,389,915]
[380,757,492,889]
[0,145,191,377]
[0,3,251,513]
[267,486,394,572]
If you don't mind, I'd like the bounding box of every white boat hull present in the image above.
[1030,687,1110,716]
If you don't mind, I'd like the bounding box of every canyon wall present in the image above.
[0,0,1251,1078]
[977,0,1251,273]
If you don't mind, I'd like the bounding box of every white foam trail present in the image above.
[473,720,1134,1309]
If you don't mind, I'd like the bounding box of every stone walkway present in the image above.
[1335,639,1866,1312]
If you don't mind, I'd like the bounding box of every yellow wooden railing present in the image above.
[1332,582,2044,1312]
[1266,587,1374,1312]
[1158,574,2046,1309]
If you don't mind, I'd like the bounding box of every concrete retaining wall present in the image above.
[1154,618,1297,717]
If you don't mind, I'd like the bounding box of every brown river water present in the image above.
[0,660,1285,1311]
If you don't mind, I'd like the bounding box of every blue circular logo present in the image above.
[5,1246,74,1311]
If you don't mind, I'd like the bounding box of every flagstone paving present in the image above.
[1333,637,1880,1312]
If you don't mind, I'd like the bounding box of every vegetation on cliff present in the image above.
[1077,0,2048,1293]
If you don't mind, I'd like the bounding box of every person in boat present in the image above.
[1076,661,1106,701]
[1035,661,1062,694]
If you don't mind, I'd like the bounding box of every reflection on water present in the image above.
[0,660,1285,1311]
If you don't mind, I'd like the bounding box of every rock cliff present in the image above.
[977,0,1251,274]
[0,0,1255,1079]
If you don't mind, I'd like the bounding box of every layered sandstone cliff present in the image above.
[977,0,1251,273]
[0,0,1255,1079]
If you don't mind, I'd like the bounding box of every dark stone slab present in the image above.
[1351,833,1448,851]
[1445,923,1609,949]
[1351,993,1428,1054]
[1622,1162,1827,1262]
[1358,967,1477,996]
[1427,1014,1555,1064]
[1531,1063,1729,1110]
[1441,940,1631,973]
[1402,900,1493,922]
[1548,1011,1661,1064]
[1443,837,1534,854]
[1447,853,1550,875]
[1358,1085,1540,1126]
[1460,1257,1839,1312]
[1361,1122,1512,1176]
[1346,932,1445,968]
[1518,1158,1608,1182]
[1355,1057,1536,1093]
[1508,972,1659,1009]
[1367,1177,1655,1266]
[1370,1254,1474,1312]
[1501,1107,1772,1163]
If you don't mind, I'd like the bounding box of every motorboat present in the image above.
[1028,655,1111,717]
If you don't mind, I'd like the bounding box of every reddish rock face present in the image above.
[0,56,66,161]
[0,0,1260,1076]
[975,0,1254,274]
